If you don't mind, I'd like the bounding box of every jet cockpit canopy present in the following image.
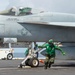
[19,7,32,16]
[0,7,32,16]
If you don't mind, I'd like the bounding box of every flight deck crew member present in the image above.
[19,45,31,68]
[24,48,29,57]
[34,44,39,58]
[38,39,66,69]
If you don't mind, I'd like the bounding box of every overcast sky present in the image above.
[0,0,75,14]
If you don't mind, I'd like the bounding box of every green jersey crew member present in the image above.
[24,48,29,57]
[38,39,66,69]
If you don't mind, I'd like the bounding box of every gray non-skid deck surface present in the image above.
[0,59,75,75]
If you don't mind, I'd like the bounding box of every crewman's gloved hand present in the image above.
[62,52,66,55]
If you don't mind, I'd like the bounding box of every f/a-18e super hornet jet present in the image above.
[0,7,75,43]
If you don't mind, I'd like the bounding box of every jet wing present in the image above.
[18,22,75,27]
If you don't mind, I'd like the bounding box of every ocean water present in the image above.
[13,53,43,58]
[13,53,25,58]
[13,46,75,60]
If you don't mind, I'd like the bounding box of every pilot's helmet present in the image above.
[19,7,24,10]
[48,39,53,43]
[11,6,17,11]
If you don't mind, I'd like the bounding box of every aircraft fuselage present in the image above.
[0,12,75,42]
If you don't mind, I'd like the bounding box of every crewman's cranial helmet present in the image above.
[49,39,53,43]
[29,45,31,49]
